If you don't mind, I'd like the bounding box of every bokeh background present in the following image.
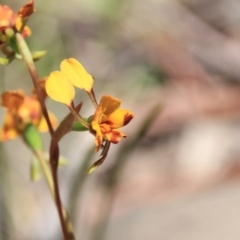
[1,0,240,239]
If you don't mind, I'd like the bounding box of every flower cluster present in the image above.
[0,80,57,141]
[0,0,46,65]
[0,0,135,238]
[46,58,134,151]
[0,0,34,45]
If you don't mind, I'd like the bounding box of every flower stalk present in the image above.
[15,33,54,136]
[34,149,75,240]
[15,33,73,240]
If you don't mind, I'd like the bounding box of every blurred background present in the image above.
[1,0,240,239]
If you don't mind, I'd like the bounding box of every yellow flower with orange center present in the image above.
[0,80,57,141]
[0,0,34,45]
[46,58,134,151]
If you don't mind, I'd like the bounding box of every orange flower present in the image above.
[46,58,134,152]
[0,81,57,141]
[0,0,34,44]
[91,95,134,151]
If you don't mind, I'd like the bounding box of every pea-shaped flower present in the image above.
[46,58,134,151]
[91,95,134,151]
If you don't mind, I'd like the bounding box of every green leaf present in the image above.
[86,141,111,174]
[23,124,43,151]
[30,156,42,181]
[72,116,93,131]
[87,164,98,174]
[31,50,47,61]
[6,30,20,54]
[30,152,68,182]
[0,57,13,65]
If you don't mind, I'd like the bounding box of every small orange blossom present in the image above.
[91,95,134,151]
[46,58,134,151]
[0,80,57,141]
[0,0,34,45]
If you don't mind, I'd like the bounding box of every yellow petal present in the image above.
[0,128,18,141]
[37,111,58,132]
[15,17,32,37]
[60,58,93,92]
[100,95,121,115]
[46,71,75,105]
[106,109,134,128]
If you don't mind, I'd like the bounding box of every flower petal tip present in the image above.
[123,112,134,125]
[60,58,94,92]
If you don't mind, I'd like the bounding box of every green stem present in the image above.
[15,33,54,137]
[69,102,90,129]
[34,150,54,195]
